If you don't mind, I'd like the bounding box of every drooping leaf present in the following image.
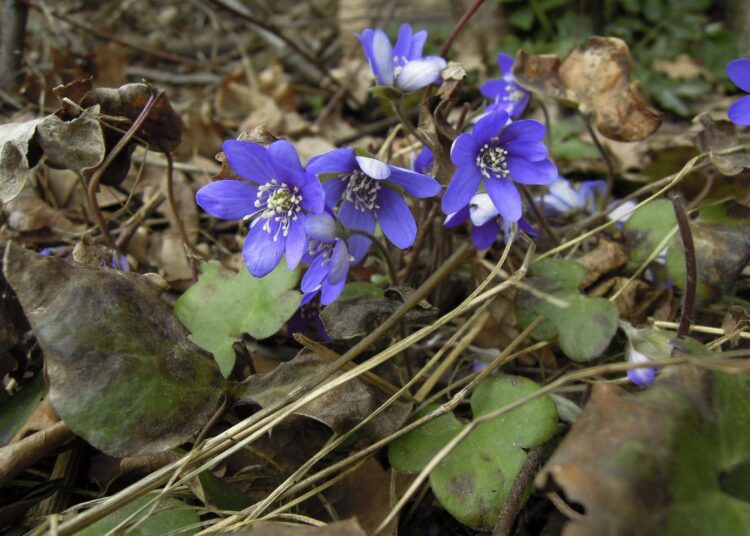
[238,352,411,442]
[388,376,558,530]
[174,261,302,376]
[75,496,199,536]
[3,245,225,457]
[622,199,676,266]
[536,366,750,535]
[516,258,619,361]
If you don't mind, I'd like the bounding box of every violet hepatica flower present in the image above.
[196,140,324,278]
[727,58,750,126]
[445,193,537,249]
[307,148,441,258]
[300,212,358,305]
[442,110,557,221]
[412,146,434,175]
[357,23,446,92]
[539,176,607,216]
[480,53,530,118]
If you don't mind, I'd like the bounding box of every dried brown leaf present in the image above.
[513,37,662,141]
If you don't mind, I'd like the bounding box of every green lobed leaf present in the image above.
[174,261,301,376]
[389,376,557,530]
[557,296,619,362]
[76,496,199,536]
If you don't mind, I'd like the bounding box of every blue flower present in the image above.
[196,140,324,278]
[307,148,441,258]
[412,146,434,175]
[288,292,332,342]
[300,212,359,305]
[626,343,657,388]
[357,23,446,92]
[727,58,750,126]
[445,193,537,249]
[539,176,607,216]
[607,199,637,229]
[442,110,557,221]
[480,53,530,118]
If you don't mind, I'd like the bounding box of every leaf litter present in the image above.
[0,1,749,535]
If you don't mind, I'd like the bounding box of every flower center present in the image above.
[343,171,381,212]
[307,239,334,266]
[476,144,510,179]
[254,179,303,240]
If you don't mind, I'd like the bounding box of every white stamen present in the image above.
[343,170,381,212]
[475,144,510,179]
[254,179,304,240]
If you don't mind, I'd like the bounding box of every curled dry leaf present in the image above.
[688,113,750,176]
[238,352,411,442]
[513,37,662,142]
[3,244,225,457]
[536,366,750,535]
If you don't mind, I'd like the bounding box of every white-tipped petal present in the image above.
[372,30,394,86]
[396,58,446,91]
[469,193,499,226]
[356,156,392,180]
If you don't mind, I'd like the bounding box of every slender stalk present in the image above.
[349,229,398,286]
[390,98,432,149]
[583,113,616,204]
[671,194,696,339]
[440,0,487,58]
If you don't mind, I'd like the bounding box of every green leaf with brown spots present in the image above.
[388,376,558,530]
[3,244,225,457]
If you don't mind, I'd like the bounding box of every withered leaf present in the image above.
[688,113,750,176]
[237,352,411,442]
[513,37,662,142]
[3,245,225,457]
[536,366,750,535]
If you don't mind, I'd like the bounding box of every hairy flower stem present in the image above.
[391,97,432,149]
[583,113,616,205]
[519,185,560,246]
[440,0,487,58]
[671,193,696,340]
[349,229,399,287]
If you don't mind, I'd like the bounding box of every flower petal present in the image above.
[243,219,286,277]
[505,140,548,161]
[498,119,546,144]
[451,133,479,167]
[409,30,427,60]
[507,156,557,185]
[222,140,275,184]
[304,212,336,241]
[396,58,446,91]
[471,220,500,250]
[195,180,257,220]
[444,204,470,228]
[480,79,507,100]
[307,148,357,176]
[268,140,304,174]
[472,110,509,146]
[729,94,750,126]
[327,239,350,284]
[285,217,306,270]
[323,177,347,208]
[356,156,391,179]
[376,187,416,249]
[497,53,515,75]
[442,165,482,214]
[299,173,325,214]
[468,193,498,226]
[301,255,328,293]
[358,28,394,86]
[485,178,522,221]
[413,146,433,174]
[727,58,750,93]
[321,276,346,305]
[387,166,441,198]
[392,24,413,63]
[339,200,375,261]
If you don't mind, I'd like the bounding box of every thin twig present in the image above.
[671,194,696,339]
[87,90,159,250]
[440,0,487,58]
[492,447,544,536]
[583,113,615,203]
[349,229,399,286]
[0,0,29,92]
[520,185,560,246]
[391,98,432,149]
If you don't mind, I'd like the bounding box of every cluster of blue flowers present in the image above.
[195,21,750,388]
[196,23,555,307]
